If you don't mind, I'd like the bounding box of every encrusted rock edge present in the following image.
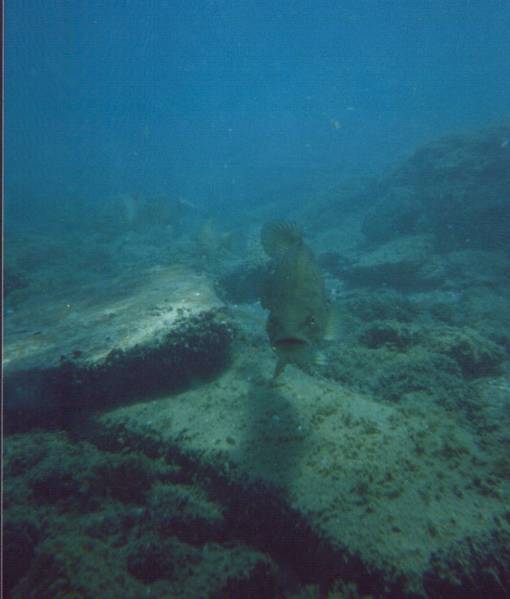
[4,309,235,433]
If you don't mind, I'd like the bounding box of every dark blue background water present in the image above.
[5,1,510,222]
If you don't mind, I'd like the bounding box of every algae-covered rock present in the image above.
[11,534,143,599]
[423,529,510,598]
[146,482,225,544]
[90,453,156,504]
[126,534,178,583]
[344,235,440,290]
[2,513,40,596]
[363,124,510,253]
[3,427,286,599]
[426,326,506,379]
[361,186,426,244]
[5,431,174,513]
[325,344,473,407]
[359,320,419,350]
[342,290,421,323]
[372,349,473,405]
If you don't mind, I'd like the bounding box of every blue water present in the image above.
[5,0,510,224]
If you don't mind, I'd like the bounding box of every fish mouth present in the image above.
[274,337,308,349]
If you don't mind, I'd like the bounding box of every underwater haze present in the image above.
[5,0,510,223]
[4,2,510,599]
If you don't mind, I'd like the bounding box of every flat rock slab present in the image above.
[98,349,510,598]
[3,265,225,424]
[4,265,220,373]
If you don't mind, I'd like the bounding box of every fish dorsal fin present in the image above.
[261,221,303,259]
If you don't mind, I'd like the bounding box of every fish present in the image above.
[260,221,335,377]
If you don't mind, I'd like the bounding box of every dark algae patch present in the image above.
[2,431,285,599]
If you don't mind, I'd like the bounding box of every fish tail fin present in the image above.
[261,221,303,258]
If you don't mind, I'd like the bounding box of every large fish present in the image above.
[260,221,334,377]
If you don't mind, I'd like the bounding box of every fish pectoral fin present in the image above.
[313,351,328,367]
[324,306,341,341]
[272,358,287,379]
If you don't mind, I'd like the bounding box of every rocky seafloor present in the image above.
[3,123,510,598]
